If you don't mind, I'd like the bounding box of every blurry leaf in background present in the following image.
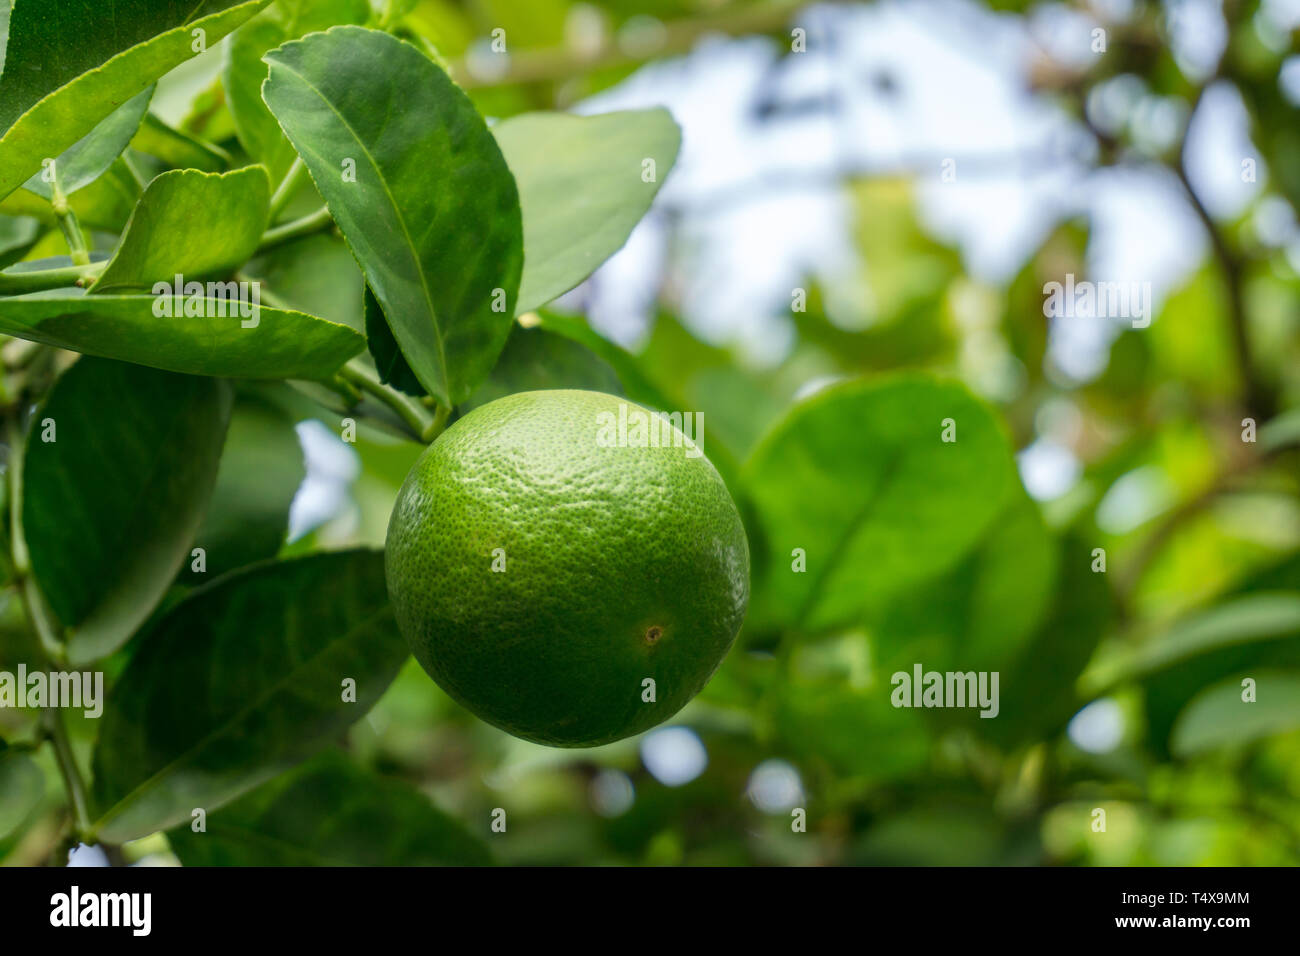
[168,750,491,865]
[91,550,408,843]
[223,0,372,182]
[494,108,681,313]
[0,750,43,840]
[980,534,1113,747]
[0,0,270,199]
[182,394,305,581]
[0,213,38,267]
[23,359,233,665]
[90,167,271,294]
[743,375,1014,630]
[21,88,153,201]
[850,178,963,324]
[1148,267,1237,398]
[1171,670,1300,757]
[262,26,523,406]
[872,486,1058,674]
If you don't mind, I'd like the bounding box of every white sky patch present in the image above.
[640,726,708,787]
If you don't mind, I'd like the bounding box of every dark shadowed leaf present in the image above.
[23,359,233,665]
[90,551,408,843]
[0,0,269,200]
[262,26,523,405]
[0,750,43,839]
[168,751,491,865]
[90,167,271,294]
[493,109,681,313]
[183,395,304,581]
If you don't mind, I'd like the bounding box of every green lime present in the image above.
[384,389,749,747]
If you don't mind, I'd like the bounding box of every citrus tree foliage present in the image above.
[0,0,1297,868]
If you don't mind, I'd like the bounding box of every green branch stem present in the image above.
[45,707,93,842]
[0,261,104,295]
[256,206,335,254]
[50,181,91,267]
[337,361,448,443]
[267,157,307,223]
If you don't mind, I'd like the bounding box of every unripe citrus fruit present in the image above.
[384,389,749,747]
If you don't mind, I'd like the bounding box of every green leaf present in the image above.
[742,375,1014,629]
[979,534,1113,746]
[1171,671,1300,757]
[21,88,154,200]
[493,109,681,314]
[0,156,141,233]
[0,1,270,201]
[0,750,43,840]
[167,751,491,865]
[0,290,364,379]
[872,486,1058,672]
[90,551,408,843]
[461,323,623,412]
[23,358,233,665]
[90,167,271,294]
[130,112,230,173]
[222,0,372,181]
[1084,593,1300,692]
[363,284,425,396]
[183,394,304,581]
[262,25,523,406]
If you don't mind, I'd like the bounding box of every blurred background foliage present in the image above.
[2,0,1299,866]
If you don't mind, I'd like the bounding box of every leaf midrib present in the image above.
[267,45,449,398]
[92,602,393,836]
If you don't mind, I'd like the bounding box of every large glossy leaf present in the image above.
[183,394,304,580]
[0,290,364,379]
[493,109,680,314]
[167,751,491,865]
[91,167,271,294]
[23,358,233,665]
[90,551,408,843]
[742,375,1015,630]
[262,25,524,406]
[222,0,372,182]
[22,88,153,200]
[1171,670,1300,757]
[871,486,1058,673]
[0,750,43,839]
[0,1,270,201]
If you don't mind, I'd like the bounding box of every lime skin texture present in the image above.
[385,389,750,747]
